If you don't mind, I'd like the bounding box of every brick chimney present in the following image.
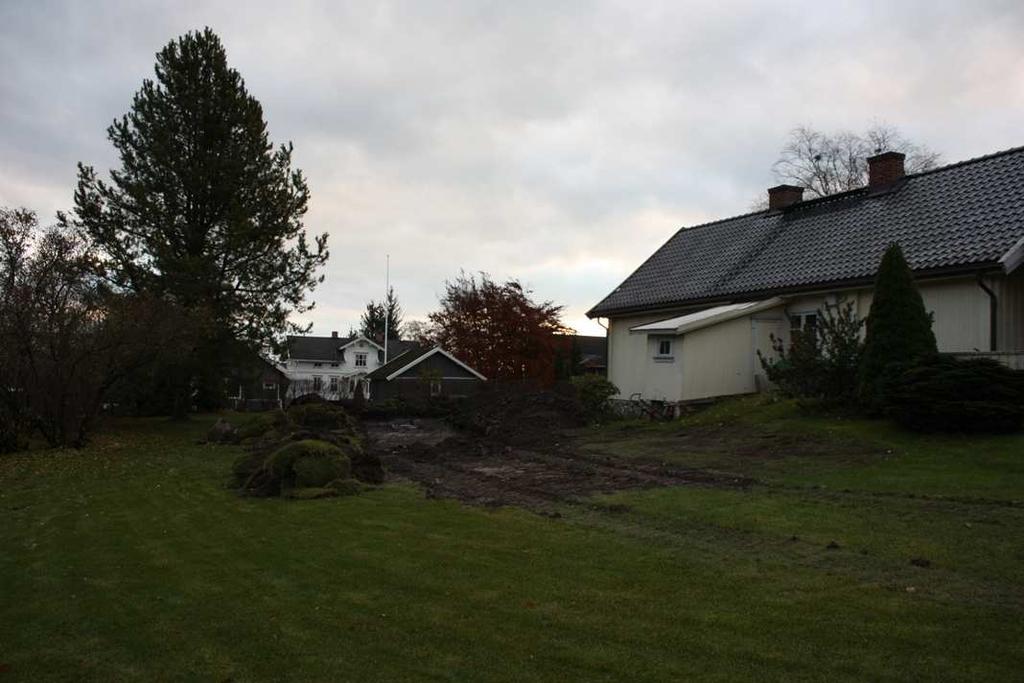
[767,184,803,211]
[331,330,338,338]
[867,151,905,190]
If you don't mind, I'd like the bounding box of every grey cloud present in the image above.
[3,0,1024,335]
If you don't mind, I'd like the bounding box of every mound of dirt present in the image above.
[231,404,384,495]
[451,384,585,448]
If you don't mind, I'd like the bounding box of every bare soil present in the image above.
[366,418,753,513]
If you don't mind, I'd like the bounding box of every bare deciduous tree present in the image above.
[1,208,191,448]
[771,124,940,199]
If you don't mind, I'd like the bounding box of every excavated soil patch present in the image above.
[366,419,753,513]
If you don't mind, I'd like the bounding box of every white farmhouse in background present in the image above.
[282,331,414,400]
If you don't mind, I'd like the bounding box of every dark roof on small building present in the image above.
[589,145,1024,317]
[367,345,486,381]
[366,344,429,380]
[285,335,415,361]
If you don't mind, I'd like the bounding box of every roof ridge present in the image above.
[677,144,1024,231]
[589,141,1024,319]
[903,143,1024,181]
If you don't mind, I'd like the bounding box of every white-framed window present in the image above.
[790,312,818,334]
[329,376,338,392]
[263,382,276,391]
[653,338,675,361]
[313,362,323,368]
[355,352,367,367]
[313,376,323,391]
[430,380,442,397]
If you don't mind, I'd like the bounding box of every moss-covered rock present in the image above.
[237,410,291,442]
[237,439,350,497]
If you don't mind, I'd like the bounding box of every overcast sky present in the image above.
[3,1,1023,335]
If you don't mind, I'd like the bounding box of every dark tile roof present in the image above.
[286,335,415,361]
[589,145,1024,317]
[366,344,429,380]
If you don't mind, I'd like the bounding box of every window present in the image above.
[329,376,338,392]
[313,376,323,391]
[790,312,818,334]
[330,363,339,368]
[355,352,367,367]
[430,380,442,397]
[263,382,276,391]
[313,362,322,368]
[658,340,672,356]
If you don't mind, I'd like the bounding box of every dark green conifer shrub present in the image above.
[858,244,937,412]
[889,356,1024,433]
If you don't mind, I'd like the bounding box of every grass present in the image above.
[579,397,1024,500]
[2,405,1023,681]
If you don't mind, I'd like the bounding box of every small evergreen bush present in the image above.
[889,356,1024,433]
[858,244,937,412]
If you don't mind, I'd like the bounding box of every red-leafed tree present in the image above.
[427,272,570,384]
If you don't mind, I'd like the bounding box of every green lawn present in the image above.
[2,406,1023,681]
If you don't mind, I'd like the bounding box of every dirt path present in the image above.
[365,418,752,513]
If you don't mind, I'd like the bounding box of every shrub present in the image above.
[889,355,1024,433]
[0,404,25,454]
[571,375,619,422]
[758,301,862,407]
[858,244,937,411]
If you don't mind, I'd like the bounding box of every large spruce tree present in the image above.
[360,287,402,341]
[66,28,328,413]
[858,243,937,411]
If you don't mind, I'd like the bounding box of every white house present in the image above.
[588,147,1024,404]
[282,332,415,400]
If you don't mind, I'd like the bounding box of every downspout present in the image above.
[597,318,609,376]
[976,275,998,352]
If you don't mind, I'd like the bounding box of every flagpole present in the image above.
[383,254,390,364]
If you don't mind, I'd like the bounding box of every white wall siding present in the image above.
[992,269,1024,351]
[919,279,990,352]
[680,313,782,401]
[608,313,677,399]
[642,335,684,402]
